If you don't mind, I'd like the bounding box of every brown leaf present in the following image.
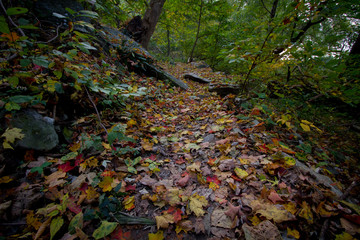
[225,202,241,220]
[177,173,190,187]
[268,189,283,204]
[211,208,233,229]
[242,220,282,240]
[34,217,51,240]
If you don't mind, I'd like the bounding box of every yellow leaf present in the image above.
[335,232,355,240]
[186,162,201,173]
[0,176,13,184]
[142,140,154,151]
[209,182,219,190]
[148,231,164,240]
[26,211,42,230]
[249,215,261,226]
[86,186,99,200]
[165,188,181,206]
[298,201,313,224]
[123,196,135,211]
[300,123,311,132]
[283,202,297,215]
[1,127,24,144]
[155,213,174,229]
[98,176,113,192]
[102,142,111,150]
[127,119,137,127]
[69,142,81,152]
[187,193,208,217]
[287,227,300,239]
[234,168,248,179]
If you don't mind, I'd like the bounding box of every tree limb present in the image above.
[84,86,108,134]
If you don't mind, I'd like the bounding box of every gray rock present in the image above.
[203,134,216,143]
[10,109,59,151]
[295,160,343,198]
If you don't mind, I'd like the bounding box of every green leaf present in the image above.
[32,56,50,68]
[30,161,52,174]
[8,95,34,104]
[92,221,118,240]
[65,7,76,15]
[78,10,99,19]
[61,151,78,161]
[69,212,83,234]
[6,7,28,16]
[52,12,67,19]
[50,216,64,240]
[0,16,10,34]
[8,76,19,87]
[20,59,31,67]
[53,70,63,79]
[19,25,38,29]
[5,102,21,111]
[127,166,137,174]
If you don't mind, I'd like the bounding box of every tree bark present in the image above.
[140,0,166,49]
[188,0,203,63]
[166,29,170,56]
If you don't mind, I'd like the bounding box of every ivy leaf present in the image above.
[50,216,64,240]
[92,221,118,240]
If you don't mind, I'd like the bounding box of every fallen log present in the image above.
[209,83,241,97]
[183,73,211,84]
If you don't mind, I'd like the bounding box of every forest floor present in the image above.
[1,62,359,240]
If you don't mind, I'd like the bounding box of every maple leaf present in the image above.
[177,172,190,187]
[123,196,135,211]
[287,227,300,239]
[155,212,174,229]
[99,176,114,192]
[225,202,241,220]
[165,188,181,206]
[148,231,164,240]
[1,127,24,149]
[186,162,201,173]
[86,186,100,200]
[187,193,208,217]
[166,207,182,223]
[110,227,131,240]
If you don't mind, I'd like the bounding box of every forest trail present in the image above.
[1,62,357,240]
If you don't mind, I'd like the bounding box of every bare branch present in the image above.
[0,0,26,37]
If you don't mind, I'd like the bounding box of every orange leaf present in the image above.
[1,32,20,42]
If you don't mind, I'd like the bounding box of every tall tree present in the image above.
[188,0,204,63]
[140,0,166,49]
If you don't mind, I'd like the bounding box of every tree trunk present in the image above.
[166,29,170,56]
[140,0,166,49]
[188,0,203,63]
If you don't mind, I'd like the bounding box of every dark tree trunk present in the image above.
[166,29,170,56]
[188,0,203,63]
[350,32,360,55]
[140,0,166,49]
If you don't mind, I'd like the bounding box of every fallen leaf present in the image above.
[298,201,314,224]
[187,193,208,217]
[268,189,283,203]
[148,231,164,240]
[287,227,300,239]
[99,176,114,192]
[92,221,118,240]
[242,220,282,240]
[234,167,248,179]
[175,220,193,233]
[186,162,201,173]
[225,202,241,220]
[177,173,190,187]
[211,208,233,229]
[155,212,174,229]
[123,196,135,211]
[50,216,64,240]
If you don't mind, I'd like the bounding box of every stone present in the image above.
[10,109,59,151]
[183,73,211,83]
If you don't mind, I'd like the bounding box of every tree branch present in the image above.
[84,86,108,135]
[260,0,271,15]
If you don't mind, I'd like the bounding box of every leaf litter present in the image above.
[0,62,359,240]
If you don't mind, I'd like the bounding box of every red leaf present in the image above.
[343,214,360,225]
[58,162,76,172]
[206,176,221,185]
[125,185,136,192]
[67,197,82,214]
[166,207,182,223]
[110,226,132,240]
